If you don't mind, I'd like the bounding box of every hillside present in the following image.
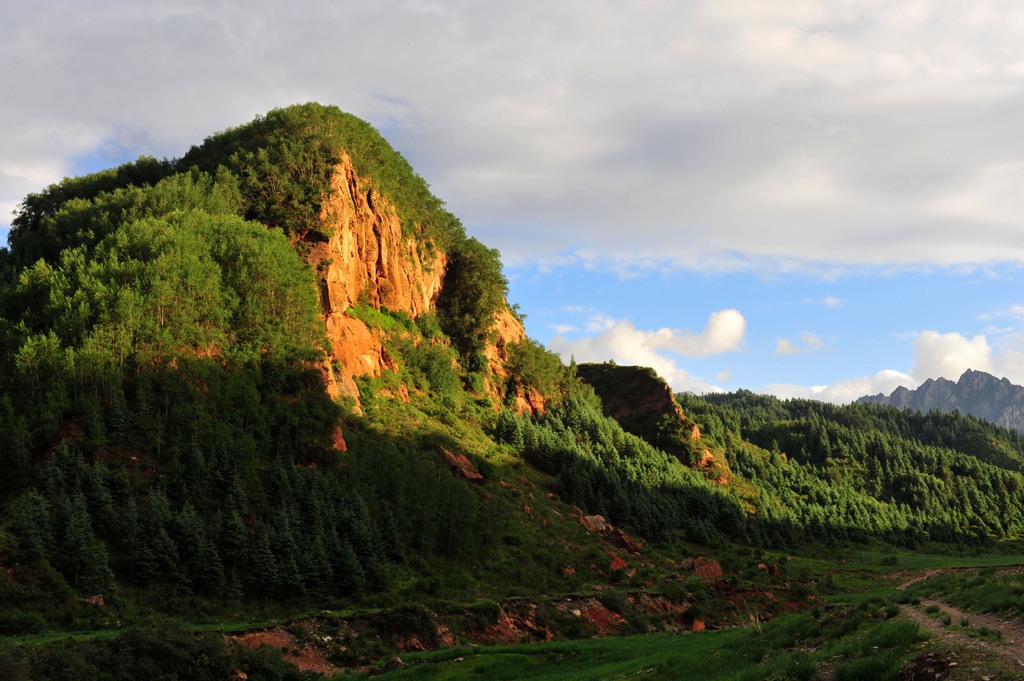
[1,104,1024,679]
[858,368,1024,433]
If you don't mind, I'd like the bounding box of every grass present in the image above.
[348,605,928,681]
[902,568,1024,618]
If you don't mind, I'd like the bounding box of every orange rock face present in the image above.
[307,152,533,414]
[318,152,447,319]
[313,153,448,406]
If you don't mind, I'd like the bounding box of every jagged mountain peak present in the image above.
[857,369,1024,432]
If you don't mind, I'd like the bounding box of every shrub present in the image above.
[599,590,629,616]
[0,610,46,635]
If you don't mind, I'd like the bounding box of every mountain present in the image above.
[857,369,1024,432]
[5,103,1024,678]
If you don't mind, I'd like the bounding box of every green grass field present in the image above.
[348,603,927,681]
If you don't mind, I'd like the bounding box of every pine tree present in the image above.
[249,524,280,597]
[58,493,114,593]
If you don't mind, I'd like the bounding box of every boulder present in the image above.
[607,528,643,555]
[691,557,723,579]
[440,448,483,481]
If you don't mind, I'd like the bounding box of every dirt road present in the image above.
[897,570,1024,676]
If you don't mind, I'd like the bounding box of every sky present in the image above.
[5,1,1024,401]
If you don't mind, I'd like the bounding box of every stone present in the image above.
[691,557,723,579]
[441,448,483,481]
[607,528,644,555]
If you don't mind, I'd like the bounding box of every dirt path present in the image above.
[897,569,1024,675]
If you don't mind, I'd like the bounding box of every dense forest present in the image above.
[1,103,1023,678]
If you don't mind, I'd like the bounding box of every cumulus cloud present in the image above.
[910,330,993,382]
[775,332,824,355]
[547,309,745,391]
[4,2,1024,272]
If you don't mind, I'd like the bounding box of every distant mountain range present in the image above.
[857,369,1024,432]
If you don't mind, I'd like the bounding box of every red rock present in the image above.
[441,448,483,481]
[581,515,607,532]
[561,564,576,577]
[523,504,531,515]
[691,424,701,440]
[607,528,643,555]
[608,554,629,571]
[624,567,637,578]
[714,475,728,484]
[517,476,536,489]
[332,426,347,452]
[691,557,723,579]
[690,619,705,631]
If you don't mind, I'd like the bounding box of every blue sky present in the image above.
[5,1,1024,401]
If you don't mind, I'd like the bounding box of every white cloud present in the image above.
[775,339,799,356]
[910,330,993,382]
[824,296,845,309]
[764,369,916,404]
[980,304,1024,320]
[716,368,733,384]
[585,313,615,332]
[547,309,746,391]
[774,332,824,355]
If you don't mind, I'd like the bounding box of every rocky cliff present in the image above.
[858,369,1024,432]
[309,151,527,410]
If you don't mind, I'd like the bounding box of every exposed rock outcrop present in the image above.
[313,153,447,405]
[308,151,531,412]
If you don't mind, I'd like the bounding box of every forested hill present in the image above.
[681,389,1024,544]
[1,104,1024,675]
[858,368,1024,433]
